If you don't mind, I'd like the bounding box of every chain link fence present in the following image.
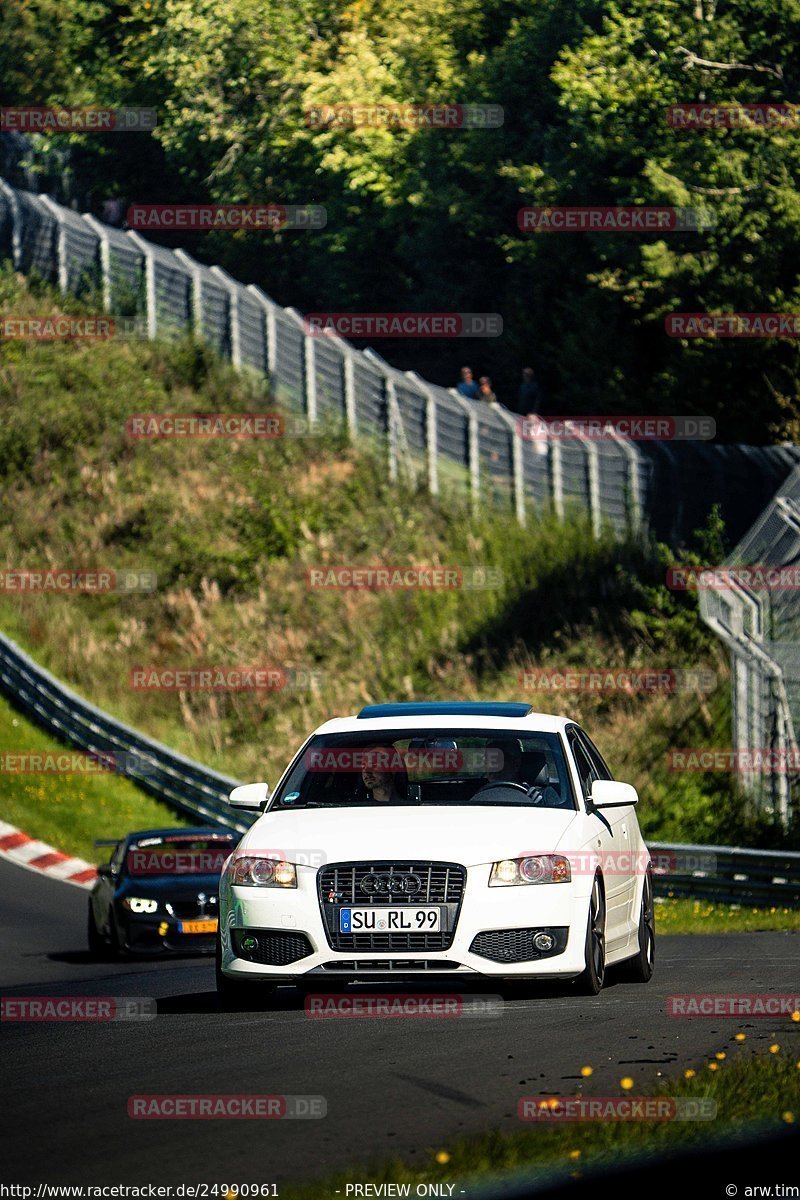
[2,177,798,544]
[699,466,800,825]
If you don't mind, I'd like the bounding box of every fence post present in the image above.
[494,406,526,525]
[285,308,317,424]
[0,179,22,270]
[38,195,67,292]
[210,265,242,368]
[343,351,357,439]
[550,435,565,520]
[245,284,277,376]
[608,429,643,533]
[570,427,601,537]
[450,390,480,511]
[405,372,438,497]
[174,249,203,339]
[81,214,111,311]
[126,231,157,339]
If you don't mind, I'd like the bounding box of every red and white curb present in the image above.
[0,819,97,888]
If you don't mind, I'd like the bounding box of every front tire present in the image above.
[575,875,606,995]
[619,869,655,983]
[87,904,106,958]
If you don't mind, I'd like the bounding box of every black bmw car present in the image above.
[87,827,240,957]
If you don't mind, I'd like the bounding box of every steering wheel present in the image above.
[474,781,531,796]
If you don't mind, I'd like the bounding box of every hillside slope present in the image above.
[0,269,782,845]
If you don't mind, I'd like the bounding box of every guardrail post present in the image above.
[0,179,22,270]
[126,231,157,339]
[81,214,112,311]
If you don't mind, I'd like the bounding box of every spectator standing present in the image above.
[457,366,480,399]
[518,366,543,415]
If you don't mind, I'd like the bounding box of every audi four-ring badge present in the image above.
[216,702,655,1000]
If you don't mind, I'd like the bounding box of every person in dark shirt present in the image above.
[518,366,543,415]
[457,366,480,399]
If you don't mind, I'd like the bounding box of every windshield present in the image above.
[126,835,237,876]
[270,729,575,811]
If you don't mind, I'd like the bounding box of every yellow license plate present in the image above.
[179,919,218,934]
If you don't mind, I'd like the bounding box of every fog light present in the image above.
[241,936,258,954]
[533,931,555,952]
[158,921,169,937]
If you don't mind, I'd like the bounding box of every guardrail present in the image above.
[0,630,249,834]
[650,840,800,907]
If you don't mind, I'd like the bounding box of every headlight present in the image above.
[124,897,159,913]
[231,857,297,888]
[489,855,571,886]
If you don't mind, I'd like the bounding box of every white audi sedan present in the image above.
[216,702,654,1002]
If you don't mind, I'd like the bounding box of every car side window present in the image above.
[568,732,598,797]
[576,730,613,781]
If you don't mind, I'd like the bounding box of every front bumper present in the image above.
[220,863,589,980]
[119,912,218,955]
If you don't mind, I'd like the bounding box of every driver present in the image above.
[474,738,524,791]
[472,739,554,805]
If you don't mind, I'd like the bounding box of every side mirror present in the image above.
[96,863,117,879]
[588,779,638,810]
[229,782,270,811]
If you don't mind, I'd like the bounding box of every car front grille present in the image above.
[166,896,219,920]
[320,960,462,972]
[469,927,569,963]
[318,861,466,952]
[233,929,314,965]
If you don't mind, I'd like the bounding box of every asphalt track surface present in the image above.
[2,855,798,1190]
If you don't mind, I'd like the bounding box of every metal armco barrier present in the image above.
[0,630,249,834]
[650,840,800,907]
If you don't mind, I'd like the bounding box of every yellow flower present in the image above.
[715,1052,726,1060]
[569,1150,581,1160]
[620,1077,634,1091]
[783,1112,794,1124]
[684,1069,695,1079]
[735,1033,746,1042]
[580,1066,593,1078]
[435,1151,450,1165]
[708,1063,718,1072]
[770,1044,780,1054]
[792,1012,800,1023]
